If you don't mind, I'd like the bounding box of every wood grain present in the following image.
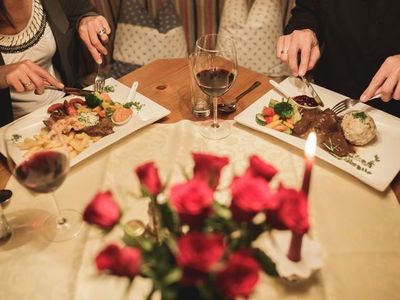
[1,58,399,203]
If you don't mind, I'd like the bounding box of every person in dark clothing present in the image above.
[0,0,111,126]
[276,0,400,117]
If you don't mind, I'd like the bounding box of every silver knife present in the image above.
[45,85,94,96]
[299,76,325,107]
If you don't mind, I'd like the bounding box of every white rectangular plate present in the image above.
[234,77,400,191]
[1,78,170,167]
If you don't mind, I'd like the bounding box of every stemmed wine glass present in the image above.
[3,116,82,242]
[193,33,237,139]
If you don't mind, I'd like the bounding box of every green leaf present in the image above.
[162,268,182,285]
[158,203,178,236]
[252,248,278,276]
[212,202,231,220]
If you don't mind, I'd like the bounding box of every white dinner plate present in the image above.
[0,78,170,167]
[234,77,400,191]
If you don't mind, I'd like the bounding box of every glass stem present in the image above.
[212,96,219,128]
[50,191,67,226]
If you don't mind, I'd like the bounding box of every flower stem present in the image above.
[150,197,160,245]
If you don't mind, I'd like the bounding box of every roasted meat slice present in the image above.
[81,118,114,137]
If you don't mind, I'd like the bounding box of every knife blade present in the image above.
[299,76,325,107]
[45,85,94,96]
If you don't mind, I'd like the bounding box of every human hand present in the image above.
[276,29,320,77]
[79,15,111,64]
[0,60,63,94]
[361,55,400,102]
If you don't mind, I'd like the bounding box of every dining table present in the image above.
[0,58,399,300]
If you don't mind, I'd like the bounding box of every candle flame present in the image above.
[305,132,317,158]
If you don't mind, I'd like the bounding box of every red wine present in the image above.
[196,68,235,97]
[15,151,69,193]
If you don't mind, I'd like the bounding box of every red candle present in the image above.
[301,132,317,196]
[287,132,316,262]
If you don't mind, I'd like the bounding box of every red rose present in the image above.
[192,153,229,190]
[83,191,120,229]
[177,232,224,285]
[135,162,162,196]
[170,179,213,226]
[230,174,279,222]
[95,244,141,278]
[245,155,278,182]
[217,250,260,299]
[272,183,309,234]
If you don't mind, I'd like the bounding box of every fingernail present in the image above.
[97,59,102,64]
[360,95,367,102]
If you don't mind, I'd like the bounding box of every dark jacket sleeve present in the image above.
[60,0,98,25]
[284,0,322,41]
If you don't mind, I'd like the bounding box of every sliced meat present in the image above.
[293,108,353,157]
[81,118,114,137]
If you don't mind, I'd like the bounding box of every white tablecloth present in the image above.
[1,120,399,300]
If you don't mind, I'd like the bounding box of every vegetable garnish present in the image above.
[256,97,301,134]
[85,92,103,108]
[352,111,367,121]
[274,100,294,120]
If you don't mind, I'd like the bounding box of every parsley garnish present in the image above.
[352,111,367,121]
[11,134,22,143]
[124,101,145,111]
[103,85,115,93]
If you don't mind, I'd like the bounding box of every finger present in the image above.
[88,21,108,55]
[379,70,399,101]
[80,28,102,64]
[308,46,320,70]
[98,17,111,43]
[29,64,64,90]
[360,69,387,101]
[288,38,300,76]
[276,36,285,58]
[393,82,400,100]
[298,42,311,76]
[99,16,111,34]
[280,35,291,64]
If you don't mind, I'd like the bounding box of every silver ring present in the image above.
[281,49,288,55]
[98,28,106,36]
[23,81,32,88]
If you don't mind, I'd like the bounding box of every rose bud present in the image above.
[83,190,121,230]
[170,179,213,226]
[192,152,229,190]
[95,244,141,278]
[135,162,162,196]
[177,232,225,285]
[245,154,278,182]
[230,174,278,222]
[217,250,260,299]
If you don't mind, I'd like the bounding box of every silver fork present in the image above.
[331,94,381,115]
[94,61,105,93]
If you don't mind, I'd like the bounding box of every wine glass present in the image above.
[3,116,82,242]
[193,33,237,139]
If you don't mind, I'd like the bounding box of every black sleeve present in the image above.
[284,0,321,40]
[59,0,98,28]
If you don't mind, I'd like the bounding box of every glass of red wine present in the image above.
[4,117,82,242]
[193,33,237,139]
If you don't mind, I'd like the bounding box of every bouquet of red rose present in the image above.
[83,153,309,300]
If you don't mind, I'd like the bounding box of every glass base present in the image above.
[199,120,231,140]
[42,209,82,242]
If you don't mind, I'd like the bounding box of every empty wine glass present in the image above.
[193,33,237,139]
[3,116,82,242]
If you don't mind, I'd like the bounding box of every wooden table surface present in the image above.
[1,58,399,201]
